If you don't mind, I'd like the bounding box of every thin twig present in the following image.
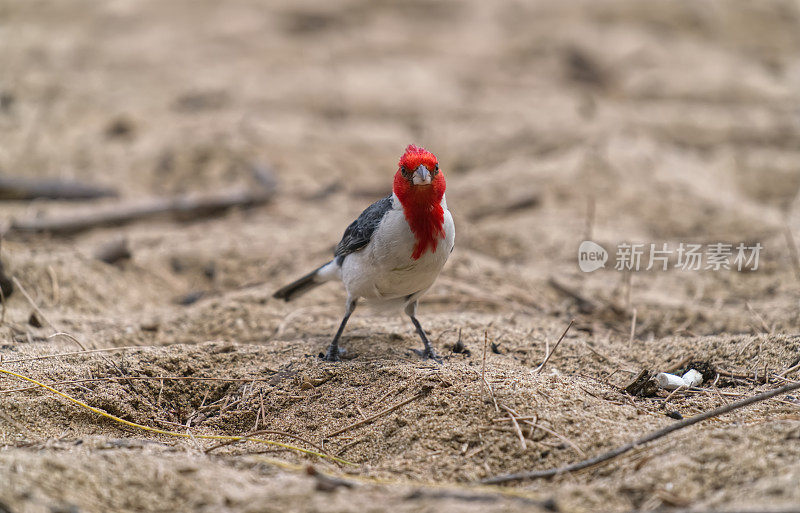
[375,386,399,405]
[662,384,686,404]
[500,405,527,450]
[0,175,117,201]
[481,331,488,403]
[535,320,574,374]
[472,367,499,413]
[8,188,275,236]
[335,437,365,457]
[522,421,585,458]
[11,277,54,329]
[326,388,430,438]
[628,308,637,347]
[48,332,87,351]
[777,360,800,378]
[481,380,800,484]
[716,367,789,385]
[252,393,263,431]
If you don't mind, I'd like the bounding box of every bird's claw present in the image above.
[412,348,443,364]
[321,347,345,362]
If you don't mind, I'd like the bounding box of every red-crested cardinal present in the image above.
[273,145,455,362]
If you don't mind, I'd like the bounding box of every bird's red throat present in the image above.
[393,171,446,260]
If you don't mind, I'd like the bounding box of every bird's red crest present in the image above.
[393,145,446,260]
[398,144,438,172]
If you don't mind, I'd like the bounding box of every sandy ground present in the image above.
[1,0,800,511]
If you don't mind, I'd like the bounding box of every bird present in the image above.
[273,144,455,362]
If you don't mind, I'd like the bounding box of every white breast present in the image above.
[341,194,454,306]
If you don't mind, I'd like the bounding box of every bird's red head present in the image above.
[397,144,439,180]
[393,145,446,259]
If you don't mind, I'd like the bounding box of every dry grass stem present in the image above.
[11,276,54,330]
[326,389,429,438]
[500,406,527,450]
[535,320,575,374]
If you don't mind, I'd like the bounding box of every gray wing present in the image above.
[334,195,393,264]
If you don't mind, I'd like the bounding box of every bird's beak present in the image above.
[412,165,432,185]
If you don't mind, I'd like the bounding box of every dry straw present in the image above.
[0,366,351,466]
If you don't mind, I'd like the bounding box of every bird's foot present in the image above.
[412,347,443,364]
[321,347,346,362]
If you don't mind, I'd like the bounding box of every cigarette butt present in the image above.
[682,369,703,388]
[656,372,686,390]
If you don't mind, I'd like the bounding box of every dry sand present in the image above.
[1,0,800,511]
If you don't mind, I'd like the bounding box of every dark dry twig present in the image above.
[481,380,800,484]
[8,188,275,236]
[0,175,117,201]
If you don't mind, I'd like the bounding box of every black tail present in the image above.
[273,263,327,302]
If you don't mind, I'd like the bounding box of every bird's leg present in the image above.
[405,301,442,363]
[324,298,356,362]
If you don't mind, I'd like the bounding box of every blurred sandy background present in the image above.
[1,1,800,512]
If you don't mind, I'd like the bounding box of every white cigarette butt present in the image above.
[682,369,703,387]
[656,372,686,390]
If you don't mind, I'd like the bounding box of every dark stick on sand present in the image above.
[8,188,275,236]
[481,380,800,484]
[0,175,117,201]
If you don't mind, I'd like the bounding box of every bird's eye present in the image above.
[434,164,439,174]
